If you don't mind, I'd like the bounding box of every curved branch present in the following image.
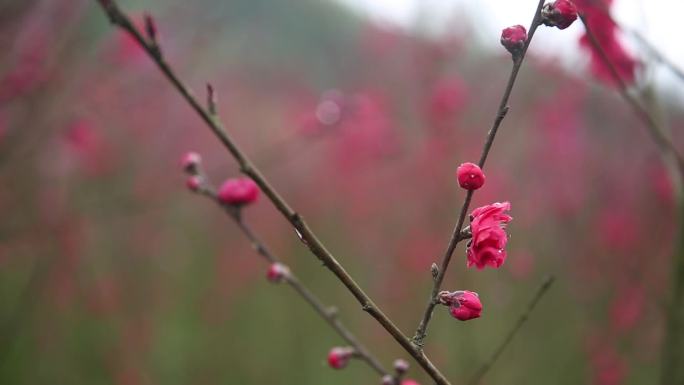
[94,2,450,383]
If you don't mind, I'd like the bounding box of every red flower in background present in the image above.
[576,0,638,85]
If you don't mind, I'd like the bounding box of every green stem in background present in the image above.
[468,276,555,385]
[194,183,388,376]
[661,201,684,385]
[94,2,450,383]
[412,0,547,348]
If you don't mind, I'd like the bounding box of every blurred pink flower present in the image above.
[590,346,627,385]
[577,3,638,85]
[609,286,645,333]
[426,77,467,127]
[64,120,112,176]
[467,202,512,269]
[217,178,260,206]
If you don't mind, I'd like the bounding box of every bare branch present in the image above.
[468,276,555,385]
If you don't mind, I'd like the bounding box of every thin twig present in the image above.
[579,14,684,176]
[196,184,388,376]
[626,29,684,84]
[412,0,547,347]
[468,276,555,385]
[94,2,450,383]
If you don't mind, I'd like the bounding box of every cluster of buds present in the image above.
[379,358,414,385]
[500,1,577,59]
[180,150,260,207]
[181,151,205,192]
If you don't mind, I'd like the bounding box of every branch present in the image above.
[468,276,555,385]
[192,178,388,376]
[579,15,684,177]
[413,0,547,347]
[94,2,450,384]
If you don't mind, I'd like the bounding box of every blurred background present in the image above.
[1,0,683,384]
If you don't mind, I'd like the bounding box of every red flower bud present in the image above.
[186,175,202,192]
[217,177,259,206]
[542,0,578,30]
[266,262,290,283]
[393,358,409,374]
[500,25,527,56]
[180,151,201,173]
[440,290,482,321]
[456,162,485,190]
[327,347,354,369]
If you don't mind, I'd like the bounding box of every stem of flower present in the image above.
[412,0,547,347]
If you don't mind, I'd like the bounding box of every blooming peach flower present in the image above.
[467,202,512,269]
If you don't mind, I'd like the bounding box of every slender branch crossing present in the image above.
[468,276,555,385]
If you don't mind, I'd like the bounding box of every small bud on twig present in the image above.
[393,358,409,375]
[266,262,290,283]
[430,263,439,280]
[207,83,218,115]
[144,12,157,41]
[327,346,355,369]
[143,12,161,57]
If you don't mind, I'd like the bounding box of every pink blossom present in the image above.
[217,178,260,206]
[456,162,485,190]
[467,202,512,269]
